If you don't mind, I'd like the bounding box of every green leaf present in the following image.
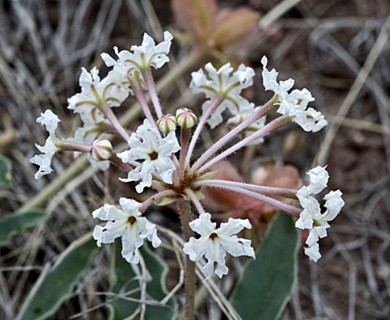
[108,241,177,320]
[0,154,12,188]
[230,213,299,320]
[0,210,49,246]
[17,235,98,320]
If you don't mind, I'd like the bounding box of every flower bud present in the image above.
[157,114,177,134]
[91,139,112,161]
[176,108,197,129]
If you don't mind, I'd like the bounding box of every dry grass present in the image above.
[1,0,389,319]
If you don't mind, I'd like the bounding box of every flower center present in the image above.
[149,150,159,160]
[209,232,218,240]
[127,216,137,225]
[313,220,321,227]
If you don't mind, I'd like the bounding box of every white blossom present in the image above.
[304,243,321,262]
[294,107,328,133]
[118,119,180,193]
[190,63,255,128]
[183,212,255,279]
[261,56,327,132]
[261,56,294,98]
[295,167,345,262]
[297,166,329,197]
[277,88,314,115]
[29,110,61,179]
[67,67,129,116]
[92,198,161,264]
[101,31,173,77]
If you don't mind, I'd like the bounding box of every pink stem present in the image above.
[132,80,159,132]
[179,128,191,178]
[100,105,130,141]
[197,179,297,197]
[185,96,222,167]
[202,181,301,216]
[60,141,92,153]
[185,188,206,215]
[139,189,176,213]
[144,70,163,118]
[197,115,290,173]
[189,100,275,174]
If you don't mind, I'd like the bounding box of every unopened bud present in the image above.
[157,114,177,134]
[91,139,112,161]
[176,108,197,129]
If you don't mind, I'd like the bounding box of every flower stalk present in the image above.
[177,199,196,320]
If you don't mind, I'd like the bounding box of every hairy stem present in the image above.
[177,199,196,320]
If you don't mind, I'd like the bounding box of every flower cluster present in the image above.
[30,31,344,280]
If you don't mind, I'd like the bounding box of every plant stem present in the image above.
[177,199,196,320]
[198,115,290,173]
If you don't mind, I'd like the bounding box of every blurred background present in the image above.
[0,0,389,319]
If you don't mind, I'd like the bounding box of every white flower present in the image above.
[324,190,345,220]
[294,107,328,133]
[67,67,129,116]
[297,166,329,197]
[277,88,314,115]
[36,109,61,134]
[295,195,321,230]
[190,63,255,128]
[29,110,61,179]
[227,106,266,144]
[118,119,180,193]
[183,212,255,279]
[261,56,327,132]
[101,31,173,77]
[92,198,161,264]
[304,243,321,262]
[295,167,344,262]
[280,90,327,132]
[304,191,344,248]
[261,56,294,98]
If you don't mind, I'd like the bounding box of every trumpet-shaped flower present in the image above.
[101,31,173,77]
[92,198,161,264]
[295,167,344,262]
[190,63,255,128]
[261,56,327,132]
[183,212,255,279]
[118,119,180,193]
[30,110,61,179]
[297,166,329,197]
[67,67,129,116]
[261,55,294,98]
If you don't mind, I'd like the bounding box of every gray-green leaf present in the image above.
[17,235,98,320]
[0,210,49,246]
[230,213,299,320]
